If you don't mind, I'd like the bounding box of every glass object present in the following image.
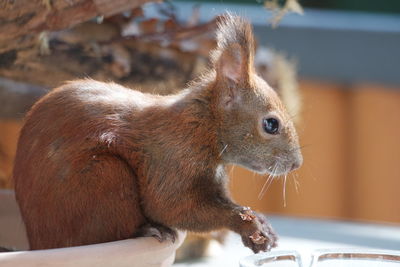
[240,250,303,267]
[240,249,400,267]
[310,248,400,267]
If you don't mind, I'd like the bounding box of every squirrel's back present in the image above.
[13,80,159,249]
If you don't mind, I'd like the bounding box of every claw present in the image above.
[239,207,256,221]
[249,231,267,245]
[240,212,256,221]
[136,224,177,243]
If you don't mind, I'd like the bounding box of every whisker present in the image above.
[270,155,285,160]
[271,164,277,177]
[286,108,299,120]
[273,162,282,178]
[258,174,273,200]
[283,174,287,207]
[252,170,257,184]
[304,164,318,182]
[218,144,228,158]
[293,173,300,194]
[257,163,277,199]
[290,144,312,152]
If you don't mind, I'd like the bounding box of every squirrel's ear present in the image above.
[211,14,255,84]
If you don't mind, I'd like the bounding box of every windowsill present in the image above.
[174,215,400,267]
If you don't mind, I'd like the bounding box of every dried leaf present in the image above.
[140,18,159,34]
[107,44,131,78]
[187,5,200,27]
[130,7,144,18]
[38,32,51,56]
[264,0,303,28]
[164,19,180,32]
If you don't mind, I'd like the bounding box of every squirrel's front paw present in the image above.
[239,209,277,253]
[136,223,177,243]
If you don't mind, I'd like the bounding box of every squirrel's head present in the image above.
[209,14,302,176]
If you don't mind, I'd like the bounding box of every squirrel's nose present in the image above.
[290,153,303,171]
[290,162,300,172]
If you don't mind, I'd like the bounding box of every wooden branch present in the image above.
[108,18,217,47]
[0,13,217,91]
[0,0,160,53]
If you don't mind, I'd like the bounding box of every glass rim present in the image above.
[240,248,400,267]
[240,250,303,267]
[310,248,400,265]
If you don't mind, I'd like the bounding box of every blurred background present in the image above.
[231,0,400,225]
[0,0,399,255]
[222,0,400,225]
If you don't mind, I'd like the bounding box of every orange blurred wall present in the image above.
[0,120,21,188]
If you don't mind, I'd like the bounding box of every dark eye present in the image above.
[263,118,280,135]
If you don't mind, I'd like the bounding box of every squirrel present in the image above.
[13,15,302,253]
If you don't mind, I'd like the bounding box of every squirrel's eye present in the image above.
[263,118,280,135]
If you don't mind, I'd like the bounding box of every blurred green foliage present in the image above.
[301,0,400,14]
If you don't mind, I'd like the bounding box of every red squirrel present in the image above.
[13,15,302,253]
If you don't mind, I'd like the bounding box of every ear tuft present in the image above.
[211,14,255,83]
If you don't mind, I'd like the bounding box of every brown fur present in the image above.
[13,15,302,252]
